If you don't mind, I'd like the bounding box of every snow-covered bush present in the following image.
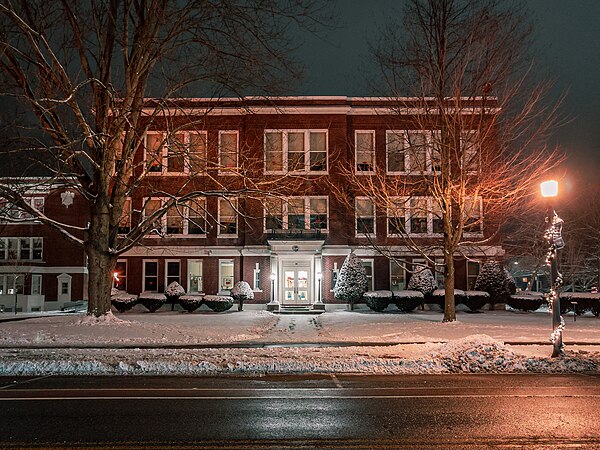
[110,292,137,313]
[429,289,466,309]
[178,295,205,313]
[462,291,490,312]
[231,281,254,311]
[138,292,166,313]
[204,295,234,312]
[165,282,185,299]
[393,290,424,312]
[407,268,437,296]
[333,252,368,310]
[559,292,600,316]
[363,291,392,312]
[506,292,544,312]
[473,261,514,306]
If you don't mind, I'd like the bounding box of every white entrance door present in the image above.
[282,264,310,305]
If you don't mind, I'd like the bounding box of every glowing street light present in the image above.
[540,179,565,357]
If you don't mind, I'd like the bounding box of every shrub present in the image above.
[204,295,234,312]
[178,295,205,313]
[462,291,490,312]
[110,292,137,313]
[165,281,186,310]
[407,268,437,296]
[231,281,254,311]
[333,252,368,310]
[364,291,392,312]
[393,290,424,312]
[474,262,514,306]
[428,289,465,309]
[138,292,167,313]
[506,293,544,312]
[559,292,600,316]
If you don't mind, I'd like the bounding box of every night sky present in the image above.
[292,0,600,192]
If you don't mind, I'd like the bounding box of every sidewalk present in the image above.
[1,309,599,376]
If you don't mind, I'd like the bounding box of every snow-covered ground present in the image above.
[0,308,598,376]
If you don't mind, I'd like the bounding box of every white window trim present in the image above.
[355,196,376,238]
[387,196,408,237]
[113,259,127,291]
[462,196,484,237]
[330,262,339,293]
[263,196,329,233]
[406,196,437,236]
[466,260,481,290]
[57,273,72,302]
[390,260,405,291]
[183,198,208,237]
[219,259,235,291]
[0,237,43,261]
[361,259,374,292]
[31,274,42,295]
[218,198,238,238]
[386,130,435,175]
[144,131,208,176]
[187,259,203,294]
[264,129,329,175]
[253,262,262,292]
[144,197,208,238]
[142,259,159,293]
[355,130,376,174]
[218,130,239,175]
[165,259,181,288]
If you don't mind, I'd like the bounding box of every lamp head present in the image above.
[540,180,558,198]
[316,272,322,280]
[270,273,276,281]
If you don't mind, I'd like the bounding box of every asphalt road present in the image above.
[0,374,599,449]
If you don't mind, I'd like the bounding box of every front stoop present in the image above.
[275,305,325,315]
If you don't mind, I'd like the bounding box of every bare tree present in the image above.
[334,0,563,321]
[0,0,329,317]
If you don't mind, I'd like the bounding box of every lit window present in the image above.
[390,261,405,291]
[188,260,203,293]
[356,197,375,236]
[218,198,237,236]
[219,131,239,173]
[409,197,429,234]
[113,260,127,291]
[189,132,207,173]
[361,260,374,291]
[264,130,328,173]
[356,131,375,173]
[387,198,406,236]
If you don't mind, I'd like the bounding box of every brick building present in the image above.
[0,96,503,311]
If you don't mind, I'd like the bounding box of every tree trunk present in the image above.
[443,253,456,322]
[85,204,116,317]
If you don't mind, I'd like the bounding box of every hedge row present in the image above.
[363,290,490,313]
[111,291,234,313]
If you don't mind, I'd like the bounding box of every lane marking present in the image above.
[1,394,600,401]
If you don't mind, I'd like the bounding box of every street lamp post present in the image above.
[540,180,565,357]
[316,272,322,303]
[267,272,278,312]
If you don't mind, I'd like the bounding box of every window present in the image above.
[460,130,480,173]
[219,131,239,173]
[355,131,375,173]
[0,237,43,261]
[387,130,435,174]
[166,260,180,287]
[467,261,481,290]
[188,260,203,293]
[0,274,25,295]
[166,204,185,235]
[31,274,42,295]
[1,197,45,221]
[118,199,131,234]
[57,273,71,301]
[263,197,329,232]
[409,197,429,234]
[253,263,261,291]
[218,198,237,236]
[143,260,159,292]
[435,258,445,289]
[113,260,127,291]
[463,196,483,235]
[61,282,69,295]
[265,198,284,230]
[264,130,328,173]
[386,131,405,173]
[432,200,444,234]
[390,261,405,291]
[219,259,234,291]
[144,198,164,234]
[186,198,207,235]
[189,132,207,173]
[361,260,374,292]
[387,197,406,236]
[356,197,375,236]
[431,131,442,173]
[145,131,208,175]
[331,263,339,291]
